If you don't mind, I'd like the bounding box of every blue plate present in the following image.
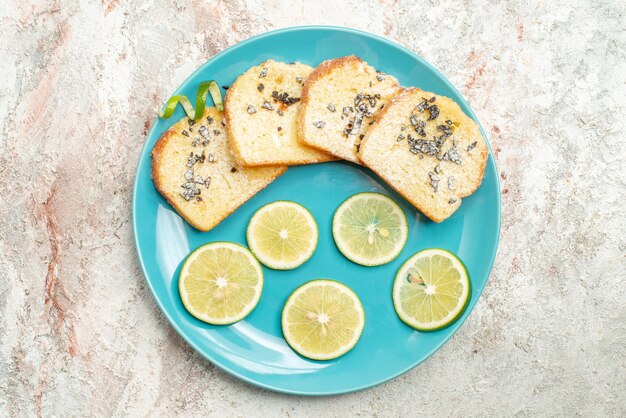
[133,26,500,395]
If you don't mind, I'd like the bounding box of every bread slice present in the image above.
[224,60,335,167]
[358,88,489,222]
[151,108,286,231]
[298,56,401,163]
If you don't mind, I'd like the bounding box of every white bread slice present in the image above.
[358,88,489,222]
[224,60,335,167]
[298,56,401,163]
[151,107,286,231]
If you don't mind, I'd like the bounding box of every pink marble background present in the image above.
[1,0,624,416]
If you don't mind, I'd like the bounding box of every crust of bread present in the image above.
[358,88,488,223]
[151,108,287,231]
[224,60,336,167]
[299,56,363,108]
[223,91,246,167]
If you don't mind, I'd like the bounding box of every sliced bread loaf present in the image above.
[224,60,335,167]
[151,107,286,231]
[358,88,489,222]
[298,55,401,163]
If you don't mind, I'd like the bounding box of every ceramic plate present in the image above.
[133,26,501,395]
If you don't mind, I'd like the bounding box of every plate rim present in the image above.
[132,25,502,396]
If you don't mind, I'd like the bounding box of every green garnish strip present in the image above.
[158,80,223,121]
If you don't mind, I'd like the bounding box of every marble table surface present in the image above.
[1,0,624,416]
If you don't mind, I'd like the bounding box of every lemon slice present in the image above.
[393,248,471,331]
[246,201,318,270]
[332,192,408,266]
[179,242,263,325]
[282,280,365,360]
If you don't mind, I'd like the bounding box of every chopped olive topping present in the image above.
[415,96,438,120]
[410,115,426,137]
[271,90,300,105]
[186,151,206,167]
[437,124,452,136]
[180,166,210,201]
[343,93,377,137]
[446,148,462,164]
[428,171,439,192]
[415,99,429,113]
[407,135,439,156]
[427,104,440,121]
[198,126,210,139]
[180,183,201,201]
